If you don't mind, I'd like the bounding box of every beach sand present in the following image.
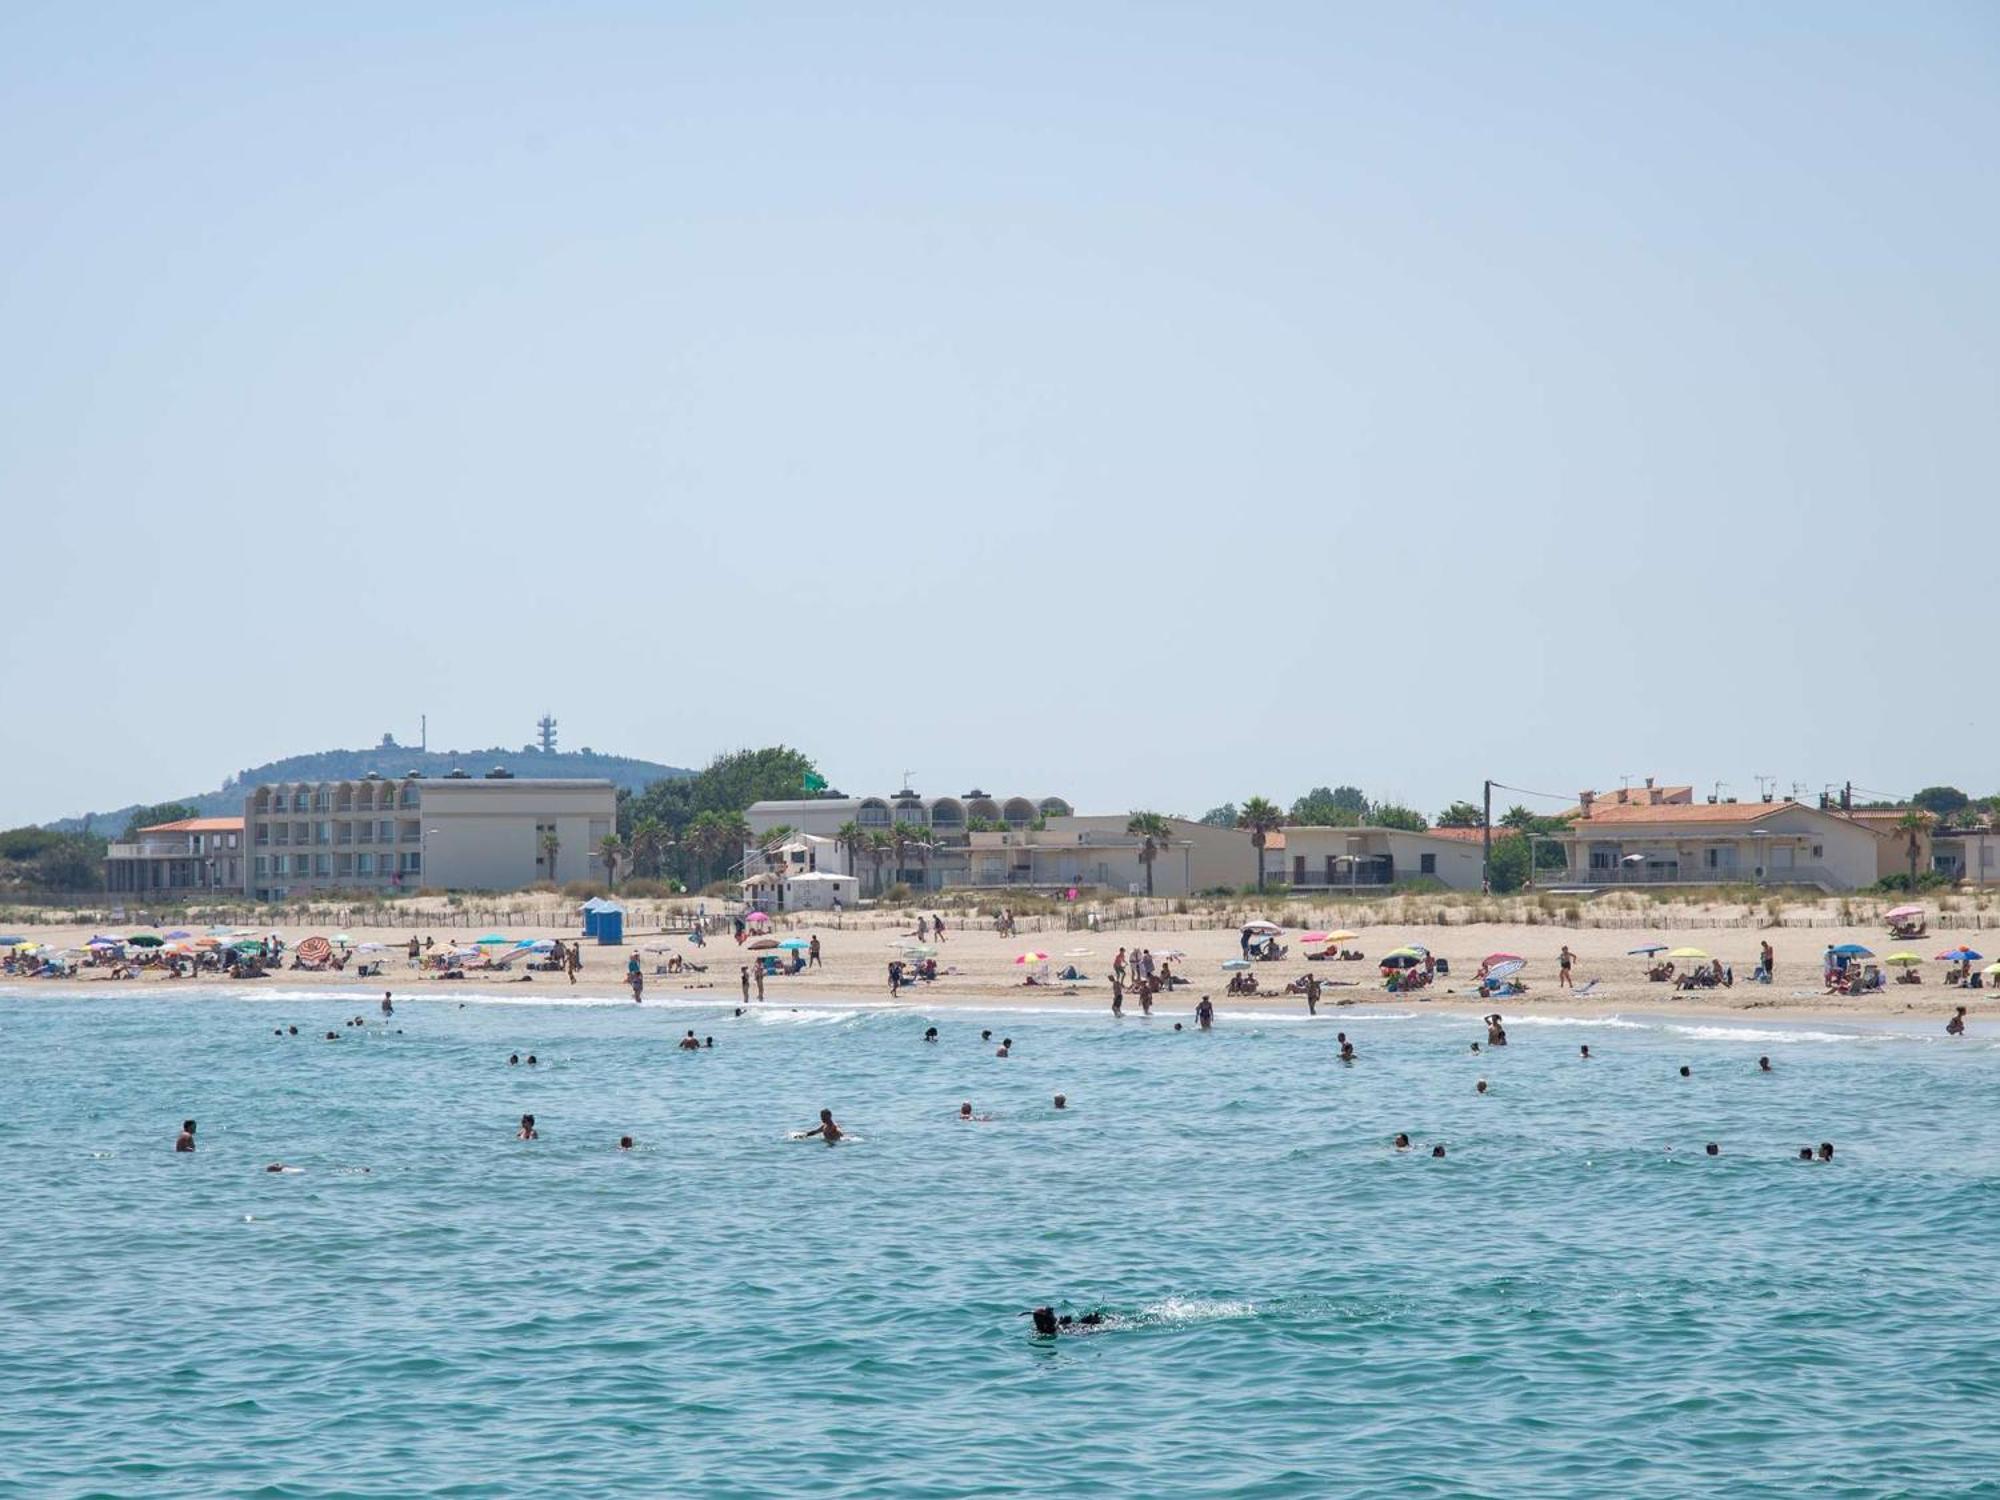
[6,907,1991,1024]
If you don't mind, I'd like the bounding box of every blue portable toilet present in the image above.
[596,907,624,945]
[581,902,601,938]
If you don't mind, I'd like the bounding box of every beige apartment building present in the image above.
[103,816,246,897]
[246,771,616,899]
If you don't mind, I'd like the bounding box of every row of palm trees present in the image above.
[834,820,936,894]
[537,810,756,892]
[1125,799,1286,894]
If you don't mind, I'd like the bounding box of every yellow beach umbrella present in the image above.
[1666,947,1710,960]
[1326,930,1360,944]
[1884,953,1923,967]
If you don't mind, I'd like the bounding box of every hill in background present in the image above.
[46,741,692,834]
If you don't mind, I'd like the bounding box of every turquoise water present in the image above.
[3,988,1998,1498]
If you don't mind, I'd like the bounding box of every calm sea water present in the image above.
[3,987,1997,1498]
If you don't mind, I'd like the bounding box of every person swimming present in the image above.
[1817,1142,1834,1161]
[1484,1014,1508,1046]
[508,1054,519,1065]
[526,1055,538,1066]
[1679,1065,1691,1078]
[381,991,393,1016]
[1947,1006,1967,1036]
[517,1114,538,1140]
[1798,1146,1815,1160]
[1053,1094,1067,1110]
[1393,1133,1411,1150]
[1431,1144,1447,1158]
[1705,1142,1720,1156]
[1469,1042,1481,1054]
[1195,996,1214,1030]
[1579,1044,1591,1059]
[924,1026,938,1043]
[619,1135,634,1150]
[1759,1056,1772,1072]
[996,1038,1012,1057]
[981,1030,992,1043]
[175,1119,196,1153]
[801,1108,843,1143]
[705,1037,714,1049]
[1028,1306,1107,1336]
[1475,1079,1488,1095]
[1339,1037,1356,1062]
[679,1031,701,1051]
[959,1102,975,1120]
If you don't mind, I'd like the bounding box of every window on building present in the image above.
[254,856,268,876]
[315,821,330,845]
[380,820,395,843]
[1420,853,1437,875]
[314,854,331,877]
[403,851,422,874]
[357,853,374,876]
[292,854,312,876]
[273,824,289,845]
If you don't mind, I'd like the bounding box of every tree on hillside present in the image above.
[1371,803,1427,832]
[1127,811,1172,897]
[122,803,198,837]
[1198,804,1238,828]
[1436,801,1484,828]
[1235,797,1285,891]
[1912,786,1970,819]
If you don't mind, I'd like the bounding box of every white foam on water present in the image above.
[752,1008,860,1027]
[1500,1014,1653,1030]
[1138,1296,1258,1326]
[1664,1024,1878,1045]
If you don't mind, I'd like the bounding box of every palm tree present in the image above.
[836,819,867,883]
[599,833,625,890]
[1236,797,1285,891]
[1126,811,1171,897]
[540,828,561,885]
[629,817,667,879]
[890,821,926,890]
[683,812,723,887]
[1898,809,1928,891]
[865,830,894,894]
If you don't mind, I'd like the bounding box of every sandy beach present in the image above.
[7,903,1994,1024]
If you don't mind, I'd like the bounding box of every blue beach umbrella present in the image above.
[777,938,811,951]
[1628,944,1668,956]
[0,936,23,947]
[1936,946,1983,963]
[1829,943,1874,958]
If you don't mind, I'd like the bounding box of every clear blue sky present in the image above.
[5,2,1996,827]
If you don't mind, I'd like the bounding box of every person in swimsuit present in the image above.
[1558,946,1574,989]
[679,1030,701,1051]
[381,991,394,1016]
[1484,1014,1508,1046]
[175,1119,196,1153]
[517,1114,538,1140]
[1947,1006,1967,1036]
[1195,997,1214,1030]
[801,1108,842,1143]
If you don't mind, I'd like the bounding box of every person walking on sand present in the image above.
[1760,941,1775,984]
[1305,973,1321,1015]
[809,933,822,968]
[1558,945,1575,989]
[566,945,580,985]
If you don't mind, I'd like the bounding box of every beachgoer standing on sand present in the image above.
[889,960,902,997]
[934,914,946,942]
[1760,941,1774,982]
[741,966,751,1004]
[1305,973,1321,1015]
[566,945,579,985]
[1113,948,1127,985]
[1558,945,1575,989]
[809,934,822,968]
[754,965,765,1001]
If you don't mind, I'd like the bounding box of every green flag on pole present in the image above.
[803,771,827,793]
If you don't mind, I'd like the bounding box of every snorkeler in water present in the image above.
[1028,1306,1107,1336]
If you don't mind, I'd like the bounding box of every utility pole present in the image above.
[1482,778,1493,894]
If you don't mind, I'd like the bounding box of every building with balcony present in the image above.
[1278,825,1488,892]
[246,770,616,899]
[103,817,245,897]
[1549,795,1882,892]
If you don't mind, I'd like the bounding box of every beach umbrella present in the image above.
[1379,949,1423,969]
[0,937,22,948]
[230,939,262,953]
[1829,944,1874,959]
[1984,962,2000,978]
[1221,958,1253,971]
[747,937,779,951]
[1482,952,1523,967]
[1885,904,1925,921]
[1240,920,1281,934]
[207,925,232,936]
[332,932,353,945]
[87,938,120,949]
[1936,946,1983,963]
[1323,930,1359,944]
[164,930,191,940]
[192,937,220,949]
[900,945,937,959]
[746,911,772,925]
[1014,951,1050,965]
[1485,958,1526,981]
[1301,931,1332,944]
[777,938,811,950]
[127,934,164,947]
[1666,947,1710,960]
[1885,953,1923,967]
[1628,944,1669,956]
[475,933,508,945]
[297,937,332,963]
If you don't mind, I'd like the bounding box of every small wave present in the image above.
[1499,1015,1653,1030]
[753,1008,859,1026]
[1134,1296,1258,1327]
[1664,1024,1869,1044]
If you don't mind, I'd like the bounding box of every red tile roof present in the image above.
[1569,801,1828,827]
[137,816,244,833]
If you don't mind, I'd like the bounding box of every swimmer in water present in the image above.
[1339,1037,1356,1062]
[801,1108,843,1143]
[1469,1042,1481,1054]
[1431,1144,1447,1158]
[996,1038,1011,1057]
[175,1119,196,1153]
[1679,1065,1691,1078]
[679,1031,701,1051]
[705,1037,714,1049]
[959,1102,975,1120]
[981,1030,992,1043]
[1759,1056,1772,1072]
[620,1135,634,1150]
[381,991,393,1016]
[517,1114,538,1140]
[1054,1094,1067,1110]
[1393,1133,1411,1150]
[1579,1044,1591,1059]
[1195,997,1214,1030]
[1028,1306,1107,1336]
[1799,1147,1815,1160]
[923,1026,938,1043]
[1475,1079,1488,1095]
[1172,1022,1183,1032]
[509,1054,519,1065]
[1947,1006,1967,1037]
[1705,1142,1720,1156]
[1817,1142,1834,1161]
[1484,1014,1508,1046]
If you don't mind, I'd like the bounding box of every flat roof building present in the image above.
[104,817,245,898]
[246,771,616,899]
